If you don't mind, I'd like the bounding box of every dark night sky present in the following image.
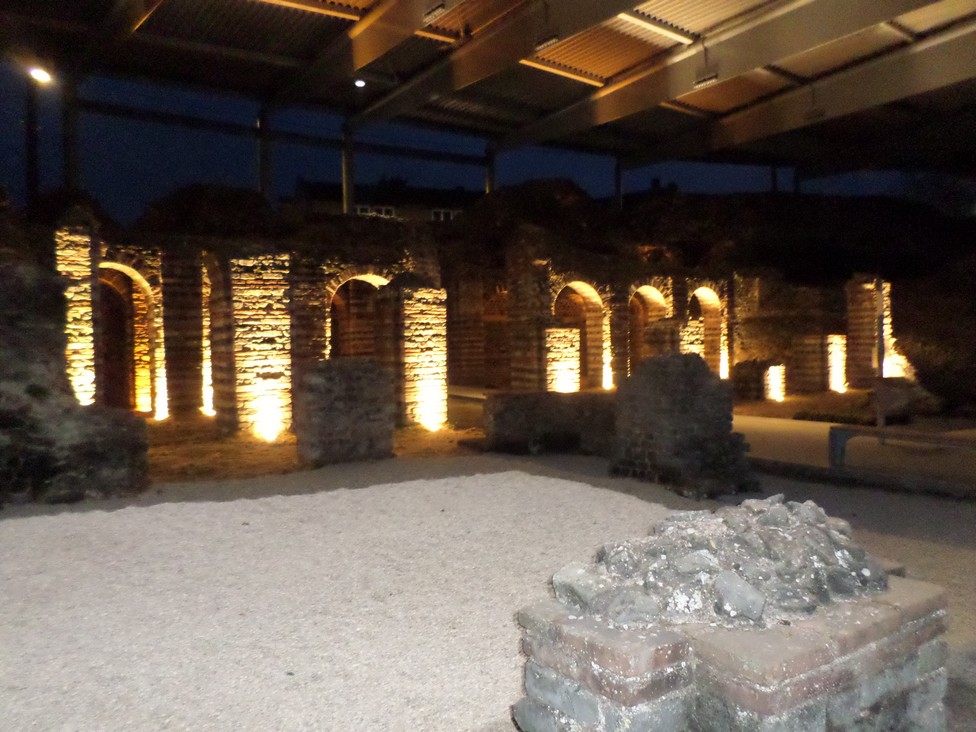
[0,60,917,225]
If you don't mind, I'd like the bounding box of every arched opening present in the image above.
[629,286,667,374]
[329,274,390,359]
[553,281,604,390]
[98,276,134,409]
[97,263,163,415]
[688,287,723,375]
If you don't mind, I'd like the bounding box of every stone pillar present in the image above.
[55,226,100,406]
[846,275,879,389]
[161,249,203,418]
[287,254,328,406]
[294,359,394,466]
[446,269,485,386]
[401,286,448,430]
[507,242,550,392]
[230,254,291,440]
[609,292,630,386]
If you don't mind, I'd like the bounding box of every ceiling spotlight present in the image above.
[28,66,53,85]
[354,79,366,88]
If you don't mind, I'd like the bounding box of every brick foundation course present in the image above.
[515,577,946,732]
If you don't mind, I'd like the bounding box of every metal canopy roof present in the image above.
[3,0,976,176]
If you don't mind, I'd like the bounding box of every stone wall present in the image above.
[611,354,754,497]
[0,261,147,504]
[294,358,394,466]
[484,391,615,456]
[513,497,948,732]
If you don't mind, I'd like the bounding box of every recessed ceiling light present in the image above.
[354,79,366,88]
[28,66,53,85]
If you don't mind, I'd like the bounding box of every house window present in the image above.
[355,205,397,218]
[431,209,461,222]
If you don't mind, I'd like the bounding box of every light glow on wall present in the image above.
[232,255,291,441]
[764,364,786,402]
[828,334,848,393]
[880,281,915,380]
[547,327,581,393]
[401,287,448,431]
[602,314,613,390]
[251,373,287,442]
[200,265,215,416]
[719,346,730,380]
[57,229,98,406]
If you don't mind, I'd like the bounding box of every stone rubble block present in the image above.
[611,353,756,497]
[293,358,394,466]
[513,498,949,731]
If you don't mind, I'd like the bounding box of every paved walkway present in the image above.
[733,415,976,492]
[448,388,976,493]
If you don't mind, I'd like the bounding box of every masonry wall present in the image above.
[231,254,292,440]
[162,250,203,417]
[847,276,881,389]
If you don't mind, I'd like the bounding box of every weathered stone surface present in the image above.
[514,501,947,732]
[293,358,394,466]
[484,391,615,455]
[0,262,147,504]
[610,353,756,498]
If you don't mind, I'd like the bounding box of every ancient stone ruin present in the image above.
[611,354,755,498]
[0,261,147,505]
[514,495,947,731]
[294,358,395,466]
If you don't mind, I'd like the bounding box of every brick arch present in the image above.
[96,259,167,417]
[324,270,392,361]
[552,280,606,390]
[687,285,724,376]
[629,285,670,372]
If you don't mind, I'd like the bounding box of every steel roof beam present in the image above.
[270,0,462,107]
[497,0,944,150]
[76,0,165,71]
[347,0,642,130]
[626,17,976,167]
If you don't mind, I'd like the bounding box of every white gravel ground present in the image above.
[1,470,673,732]
[3,456,975,731]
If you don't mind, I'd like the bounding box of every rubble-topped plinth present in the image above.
[513,495,947,731]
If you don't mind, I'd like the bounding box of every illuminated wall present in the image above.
[231,255,291,441]
[828,334,848,393]
[401,287,448,431]
[764,364,787,402]
[200,265,215,416]
[546,327,581,393]
[681,286,728,378]
[56,228,99,405]
[880,281,915,379]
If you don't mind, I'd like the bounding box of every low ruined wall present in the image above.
[294,358,394,467]
[0,261,147,504]
[514,496,948,732]
[611,354,754,497]
[483,391,615,455]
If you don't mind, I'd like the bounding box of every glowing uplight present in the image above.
[547,328,580,393]
[602,315,614,389]
[827,335,847,393]
[29,66,52,84]
[354,79,366,88]
[719,346,730,380]
[401,287,448,431]
[764,364,786,402]
[415,377,447,431]
[252,387,286,442]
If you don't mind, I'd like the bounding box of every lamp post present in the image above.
[24,65,53,207]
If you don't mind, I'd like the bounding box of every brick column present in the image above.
[161,249,203,418]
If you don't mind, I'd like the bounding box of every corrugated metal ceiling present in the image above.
[634,0,772,34]
[534,24,663,80]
